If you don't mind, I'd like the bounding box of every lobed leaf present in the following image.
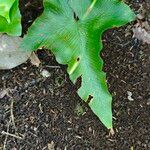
[21,0,135,128]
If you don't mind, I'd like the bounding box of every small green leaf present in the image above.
[0,0,21,36]
[21,0,135,128]
[75,103,85,116]
[0,0,15,22]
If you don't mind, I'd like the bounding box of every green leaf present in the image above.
[0,0,21,36]
[21,0,135,128]
[0,0,15,22]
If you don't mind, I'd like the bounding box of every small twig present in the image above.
[7,93,16,131]
[2,131,23,140]
[45,65,61,69]
[3,119,11,150]
[3,93,18,149]
[10,98,16,130]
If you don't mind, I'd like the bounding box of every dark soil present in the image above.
[0,0,150,149]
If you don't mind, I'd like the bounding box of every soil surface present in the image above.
[0,0,150,150]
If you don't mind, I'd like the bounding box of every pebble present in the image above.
[146,98,150,105]
[127,91,134,101]
[41,69,51,78]
[0,34,31,69]
[0,89,8,99]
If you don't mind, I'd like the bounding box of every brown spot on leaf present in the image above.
[74,12,79,21]
[87,95,93,104]
[77,57,80,61]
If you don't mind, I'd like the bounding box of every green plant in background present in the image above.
[0,0,21,36]
[75,103,85,116]
[21,0,135,129]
